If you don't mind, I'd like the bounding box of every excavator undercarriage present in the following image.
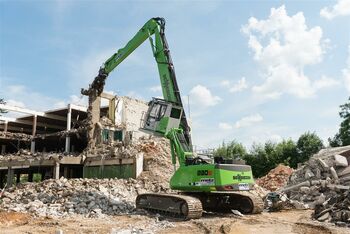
[136,190,264,220]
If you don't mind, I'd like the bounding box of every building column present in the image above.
[4,121,8,132]
[31,115,37,153]
[65,104,72,153]
[2,121,8,155]
[53,162,60,179]
[28,171,33,182]
[1,145,5,155]
[7,166,14,187]
[0,172,4,188]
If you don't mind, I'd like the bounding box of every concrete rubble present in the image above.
[0,137,172,218]
[0,132,32,141]
[256,164,294,191]
[275,146,350,226]
[0,150,80,161]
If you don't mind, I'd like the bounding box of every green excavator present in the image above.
[84,17,263,219]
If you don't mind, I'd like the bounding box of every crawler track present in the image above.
[186,191,264,215]
[136,193,203,220]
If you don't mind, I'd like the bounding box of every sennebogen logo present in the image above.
[233,174,251,181]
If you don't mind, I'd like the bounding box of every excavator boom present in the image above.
[82,17,192,147]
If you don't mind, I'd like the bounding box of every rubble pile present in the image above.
[0,150,79,161]
[0,131,32,141]
[256,164,293,191]
[137,137,173,189]
[0,136,172,218]
[278,146,350,226]
[0,176,168,218]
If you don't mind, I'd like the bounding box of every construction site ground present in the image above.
[0,209,348,234]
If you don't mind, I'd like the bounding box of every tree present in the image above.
[214,140,247,159]
[243,142,276,178]
[292,132,323,168]
[329,97,350,146]
[274,139,298,166]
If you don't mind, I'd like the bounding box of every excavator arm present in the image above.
[82,17,192,148]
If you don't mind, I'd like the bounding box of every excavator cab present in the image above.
[141,98,183,135]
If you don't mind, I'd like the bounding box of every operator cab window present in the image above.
[170,107,181,119]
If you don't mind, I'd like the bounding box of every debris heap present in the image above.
[256,164,293,191]
[0,137,172,218]
[278,146,350,226]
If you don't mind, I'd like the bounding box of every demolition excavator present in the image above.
[83,17,263,219]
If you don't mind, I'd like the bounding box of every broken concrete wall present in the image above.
[116,96,149,140]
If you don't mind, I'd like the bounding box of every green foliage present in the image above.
[243,140,297,178]
[244,143,275,178]
[275,139,298,166]
[329,97,350,146]
[33,173,42,182]
[213,140,247,159]
[214,133,322,178]
[293,132,324,168]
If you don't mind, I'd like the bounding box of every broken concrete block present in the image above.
[334,185,350,191]
[290,200,308,209]
[279,181,310,193]
[311,180,321,185]
[317,212,330,222]
[304,169,315,179]
[334,154,348,167]
[314,168,321,178]
[299,186,310,194]
[339,175,350,183]
[318,159,329,171]
[315,193,326,205]
[330,167,339,180]
[338,166,350,177]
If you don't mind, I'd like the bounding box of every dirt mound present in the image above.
[256,164,293,191]
[0,211,30,226]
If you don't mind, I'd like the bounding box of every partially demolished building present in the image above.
[0,95,149,188]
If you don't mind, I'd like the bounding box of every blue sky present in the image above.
[1,0,350,149]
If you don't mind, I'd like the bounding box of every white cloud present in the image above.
[189,85,221,107]
[149,85,162,92]
[343,45,350,91]
[0,83,90,115]
[218,122,233,130]
[313,75,340,90]
[69,94,88,106]
[1,85,67,111]
[250,132,283,144]
[235,114,263,128]
[221,77,248,93]
[242,5,336,100]
[5,99,26,108]
[69,49,114,91]
[220,80,230,87]
[320,0,350,20]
